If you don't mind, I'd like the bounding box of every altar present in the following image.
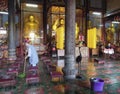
[104,48,114,58]
[104,48,114,54]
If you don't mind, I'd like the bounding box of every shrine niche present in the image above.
[105,14,120,45]
[106,23,115,43]
[23,14,42,51]
[21,3,43,47]
[48,6,83,49]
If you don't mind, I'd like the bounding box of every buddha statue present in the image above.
[52,19,59,32]
[106,23,115,43]
[52,18,79,49]
[55,18,65,49]
[24,15,39,38]
[88,20,92,29]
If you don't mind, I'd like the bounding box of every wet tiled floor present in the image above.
[0,56,120,94]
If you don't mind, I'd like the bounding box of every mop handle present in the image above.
[23,51,27,73]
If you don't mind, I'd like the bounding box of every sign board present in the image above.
[57,49,65,57]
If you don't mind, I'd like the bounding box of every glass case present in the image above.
[21,3,43,51]
[88,11,103,43]
[47,6,83,48]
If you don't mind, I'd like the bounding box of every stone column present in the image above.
[84,0,89,42]
[102,13,105,44]
[8,0,16,60]
[0,15,3,27]
[63,0,77,80]
[43,0,47,44]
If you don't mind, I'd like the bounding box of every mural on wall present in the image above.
[0,0,8,12]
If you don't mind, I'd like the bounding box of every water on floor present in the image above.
[0,56,120,94]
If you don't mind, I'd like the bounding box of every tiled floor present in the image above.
[0,56,120,94]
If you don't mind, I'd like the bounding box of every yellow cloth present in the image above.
[75,23,79,39]
[87,27,97,48]
[56,66,63,74]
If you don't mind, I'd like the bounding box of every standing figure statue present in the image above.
[52,18,79,49]
[53,18,65,49]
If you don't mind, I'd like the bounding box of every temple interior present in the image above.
[0,0,120,94]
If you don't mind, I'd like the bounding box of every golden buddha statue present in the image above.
[24,15,39,38]
[52,19,59,32]
[106,23,115,43]
[52,18,79,49]
[88,20,92,29]
[55,18,65,49]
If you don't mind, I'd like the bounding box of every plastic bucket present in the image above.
[90,78,104,92]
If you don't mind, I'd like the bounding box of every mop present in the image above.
[18,54,27,78]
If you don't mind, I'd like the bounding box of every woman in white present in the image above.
[25,40,39,66]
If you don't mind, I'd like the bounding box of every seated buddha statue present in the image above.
[24,15,39,38]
